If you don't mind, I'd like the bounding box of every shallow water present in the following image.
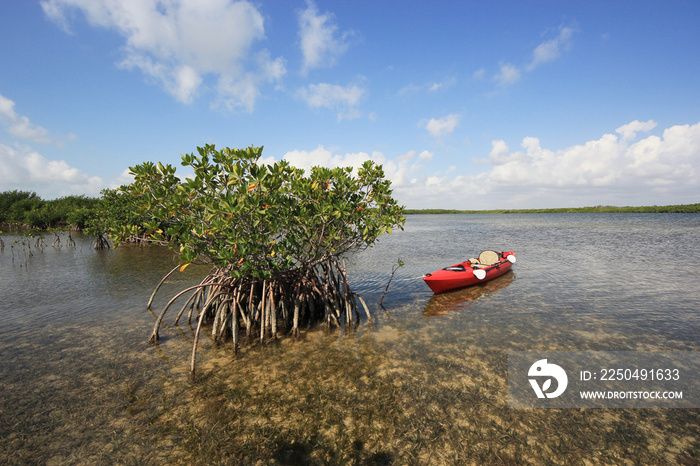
[348,213,700,350]
[1,214,698,463]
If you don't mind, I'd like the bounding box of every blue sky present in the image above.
[1,0,699,209]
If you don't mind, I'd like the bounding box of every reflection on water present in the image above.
[422,271,516,317]
[1,214,699,463]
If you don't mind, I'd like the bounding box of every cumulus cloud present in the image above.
[296,83,366,120]
[381,150,436,189]
[488,139,510,165]
[280,146,434,198]
[484,121,676,190]
[0,143,104,197]
[0,93,103,197]
[0,93,73,146]
[422,114,461,139]
[298,0,353,74]
[41,0,286,111]
[399,120,700,209]
[282,145,373,174]
[276,120,698,209]
[616,119,658,142]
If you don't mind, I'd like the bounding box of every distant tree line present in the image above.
[2,189,698,232]
[0,190,100,230]
[404,204,700,215]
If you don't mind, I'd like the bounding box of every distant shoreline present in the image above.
[404,203,700,215]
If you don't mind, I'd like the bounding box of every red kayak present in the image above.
[423,250,516,294]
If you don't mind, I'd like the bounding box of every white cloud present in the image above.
[0,143,104,197]
[616,119,658,142]
[282,145,372,174]
[526,26,574,71]
[281,146,434,197]
[491,25,575,86]
[488,139,510,165]
[428,77,457,92]
[296,83,366,120]
[276,121,699,210]
[418,150,433,162]
[392,120,700,209]
[214,74,259,113]
[386,152,423,187]
[422,114,461,139]
[42,0,286,111]
[110,168,135,189]
[0,93,103,197]
[494,63,521,86]
[298,0,353,74]
[0,93,67,145]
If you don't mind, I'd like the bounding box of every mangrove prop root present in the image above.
[148,282,226,344]
[173,289,198,325]
[147,257,371,378]
[147,264,181,309]
[93,233,111,250]
[190,305,207,382]
[355,293,372,323]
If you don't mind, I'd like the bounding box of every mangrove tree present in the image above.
[109,145,405,378]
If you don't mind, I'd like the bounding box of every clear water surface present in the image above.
[1,213,698,463]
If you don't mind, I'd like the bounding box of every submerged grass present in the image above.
[1,287,696,464]
[2,318,698,464]
[122,326,699,465]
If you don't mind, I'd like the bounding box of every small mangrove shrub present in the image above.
[109,145,405,378]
